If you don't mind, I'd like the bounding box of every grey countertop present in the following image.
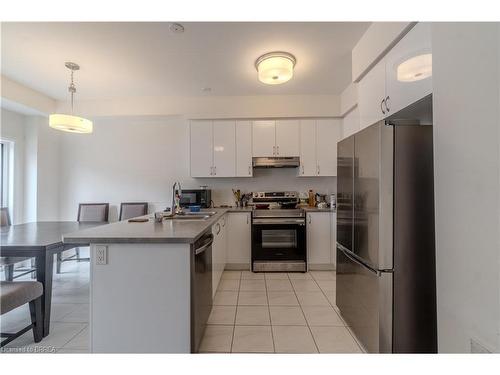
[301,206,336,213]
[63,209,229,245]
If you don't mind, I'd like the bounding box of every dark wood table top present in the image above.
[0,221,104,252]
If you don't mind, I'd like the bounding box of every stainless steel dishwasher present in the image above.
[190,231,213,353]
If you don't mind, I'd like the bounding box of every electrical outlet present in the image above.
[95,245,108,265]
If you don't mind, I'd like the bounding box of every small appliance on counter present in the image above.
[180,189,212,208]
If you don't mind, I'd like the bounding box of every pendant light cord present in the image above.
[68,68,76,115]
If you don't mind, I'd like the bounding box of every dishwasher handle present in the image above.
[195,234,214,255]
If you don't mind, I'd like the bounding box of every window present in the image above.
[0,140,12,213]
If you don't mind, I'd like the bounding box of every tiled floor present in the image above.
[1,253,362,354]
[1,248,90,353]
[200,270,363,353]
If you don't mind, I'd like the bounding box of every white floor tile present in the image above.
[241,271,264,280]
[221,271,241,280]
[235,306,270,325]
[311,271,336,280]
[266,279,293,291]
[290,279,321,292]
[295,291,330,306]
[63,326,89,349]
[59,304,89,323]
[199,325,234,353]
[272,326,318,353]
[269,306,307,326]
[208,306,236,325]
[267,291,299,306]
[217,279,240,291]
[232,326,274,353]
[264,273,289,280]
[237,291,268,306]
[287,272,312,280]
[310,326,362,353]
[239,279,266,291]
[301,306,344,326]
[214,291,239,306]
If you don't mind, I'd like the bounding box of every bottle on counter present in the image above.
[308,190,316,207]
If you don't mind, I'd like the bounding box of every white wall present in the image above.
[58,116,337,221]
[1,108,26,223]
[432,23,500,353]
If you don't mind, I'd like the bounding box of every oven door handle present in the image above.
[252,218,305,225]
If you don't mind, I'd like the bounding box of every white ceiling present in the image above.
[1,22,369,100]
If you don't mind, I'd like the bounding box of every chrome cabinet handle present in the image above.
[246,215,249,224]
[301,165,304,175]
[385,96,391,112]
[317,165,320,175]
[308,215,312,224]
[215,223,221,234]
[210,167,213,175]
[222,216,226,227]
[380,99,386,114]
[273,146,276,155]
[248,166,251,175]
[276,145,279,155]
[214,166,216,175]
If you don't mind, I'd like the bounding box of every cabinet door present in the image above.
[341,107,360,140]
[226,213,251,267]
[252,120,275,157]
[236,121,253,177]
[275,120,300,157]
[358,57,386,130]
[213,120,236,177]
[307,212,332,266]
[299,120,317,176]
[190,120,213,177]
[316,119,342,176]
[385,22,432,116]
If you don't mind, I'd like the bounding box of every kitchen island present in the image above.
[63,208,231,353]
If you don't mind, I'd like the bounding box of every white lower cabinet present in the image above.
[212,215,227,296]
[226,212,251,269]
[306,211,334,270]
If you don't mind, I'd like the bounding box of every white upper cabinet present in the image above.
[357,22,432,131]
[358,56,387,130]
[275,120,300,157]
[252,120,275,157]
[385,22,432,116]
[190,120,213,177]
[299,120,317,176]
[299,119,341,177]
[235,121,253,177]
[213,121,236,177]
[316,119,341,176]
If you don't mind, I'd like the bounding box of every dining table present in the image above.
[0,221,104,337]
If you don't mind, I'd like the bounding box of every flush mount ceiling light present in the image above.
[49,62,93,134]
[397,53,432,82]
[255,52,296,85]
[169,23,185,33]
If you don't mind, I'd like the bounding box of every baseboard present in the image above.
[308,264,336,271]
[225,263,335,271]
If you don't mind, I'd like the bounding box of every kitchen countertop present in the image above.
[63,208,229,245]
[301,206,337,212]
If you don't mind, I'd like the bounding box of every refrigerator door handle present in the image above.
[336,243,381,276]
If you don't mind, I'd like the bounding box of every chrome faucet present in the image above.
[172,181,182,214]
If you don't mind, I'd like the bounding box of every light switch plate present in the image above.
[95,245,108,265]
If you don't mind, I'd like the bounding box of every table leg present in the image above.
[36,250,55,337]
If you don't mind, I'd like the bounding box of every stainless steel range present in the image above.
[250,192,307,272]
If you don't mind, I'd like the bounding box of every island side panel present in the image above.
[90,243,191,353]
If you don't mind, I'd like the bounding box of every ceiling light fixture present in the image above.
[49,62,93,134]
[255,51,296,85]
[397,53,432,82]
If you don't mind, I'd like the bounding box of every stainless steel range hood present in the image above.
[252,157,300,168]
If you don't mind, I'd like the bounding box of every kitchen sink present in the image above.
[171,215,211,221]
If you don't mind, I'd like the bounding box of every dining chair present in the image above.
[1,281,43,347]
[56,203,109,273]
[119,202,148,221]
[1,207,37,281]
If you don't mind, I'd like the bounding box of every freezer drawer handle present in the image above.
[336,243,380,276]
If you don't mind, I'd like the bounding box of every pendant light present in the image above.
[49,62,93,134]
[255,52,296,85]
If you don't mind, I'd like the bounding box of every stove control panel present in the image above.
[252,191,298,199]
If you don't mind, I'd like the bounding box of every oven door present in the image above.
[251,218,306,264]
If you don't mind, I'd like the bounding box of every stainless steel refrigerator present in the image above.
[336,118,437,353]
